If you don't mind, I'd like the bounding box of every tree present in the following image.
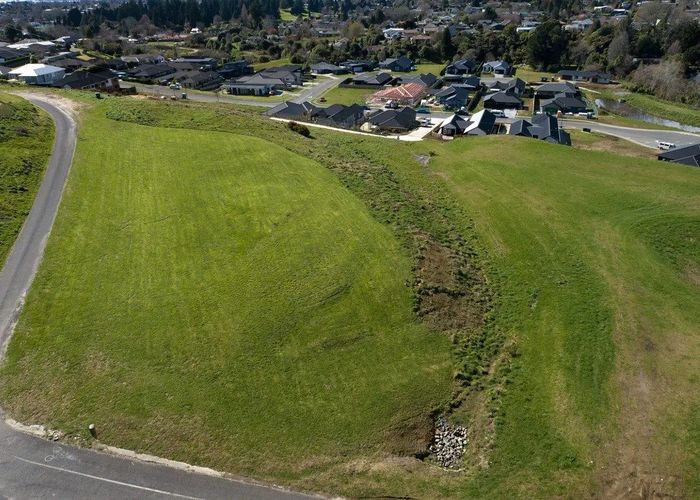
[526,20,569,70]
[440,28,455,60]
[290,0,304,16]
[3,25,22,43]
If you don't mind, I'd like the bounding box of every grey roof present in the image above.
[269,100,319,119]
[540,94,587,111]
[658,143,700,167]
[483,91,523,105]
[535,81,579,94]
[368,107,417,130]
[352,72,393,85]
[509,113,570,145]
[397,73,438,87]
[557,69,611,80]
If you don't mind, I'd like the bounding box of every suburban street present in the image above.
[0,94,315,500]
[560,119,700,148]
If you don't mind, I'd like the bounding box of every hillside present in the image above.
[1,95,698,498]
[0,94,53,264]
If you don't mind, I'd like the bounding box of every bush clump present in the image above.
[287,121,311,137]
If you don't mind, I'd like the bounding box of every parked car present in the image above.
[490,109,506,118]
[415,107,430,114]
[169,83,181,90]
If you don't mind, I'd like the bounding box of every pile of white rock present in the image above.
[429,416,467,468]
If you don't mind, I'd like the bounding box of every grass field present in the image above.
[617,92,700,127]
[568,129,657,158]
[314,85,373,105]
[1,94,698,498]
[0,94,53,264]
[253,57,292,71]
[0,98,452,487]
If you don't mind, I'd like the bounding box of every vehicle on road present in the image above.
[657,141,676,150]
[416,107,430,114]
[169,83,181,90]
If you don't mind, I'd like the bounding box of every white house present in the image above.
[8,63,65,85]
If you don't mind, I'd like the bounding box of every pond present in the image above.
[595,98,700,134]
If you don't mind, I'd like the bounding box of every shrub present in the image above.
[287,121,311,137]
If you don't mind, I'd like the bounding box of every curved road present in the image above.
[561,119,700,148]
[0,94,315,500]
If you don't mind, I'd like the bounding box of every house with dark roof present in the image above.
[396,73,438,87]
[316,103,367,128]
[310,62,349,75]
[259,66,303,86]
[216,60,254,79]
[487,77,526,96]
[339,59,377,73]
[379,56,414,72]
[52,70,120,90]
[482,60,513,76]
[445,59,479,78]
[179,70,224,90]
[539,93,587,113]
[657,143,700,167]
[223,74,283,95]
[0,47,27,65]
[508,113,571,145]
[535,81,580,98]
[365,107,417,132]
[268,100,320,120]
[345,72,394,87]
[433,85,470,109]
[126,63,176,82]
[557,70,611,84]
[483,91,523,110]
[172,56,217,70]
[438,110,497,136]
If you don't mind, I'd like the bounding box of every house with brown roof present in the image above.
[369,82,428,106]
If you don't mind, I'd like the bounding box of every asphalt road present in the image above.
[0,94,316,500]
[561,119,700,148]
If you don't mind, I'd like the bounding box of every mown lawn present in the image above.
[0,93,53,264]
[0,102,452,484]
[1,95,698,499]
[314,85,373,105]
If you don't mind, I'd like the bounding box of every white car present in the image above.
[490,110,505,118]
[657,141,676,151]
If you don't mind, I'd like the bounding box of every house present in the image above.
[310,62,349,75]
[379,56,414,72]
[483,91,523,110]
[216,60,254,79]
[224,75,282,95]
[339,60,376,73]
[259,65,303,86]
[433,85,470,109]
[179,70,224,90]
[8,63,65,85]
[172,56,217,70]
[316,103,367,128]
[365,107,417,133]
[369,82,429,106]
[346,72,394,87]
[535,81,580,98]
[657,143,700,168]
[396,73,438,87]
[557,70,611,84]
[383,27,404,40]
[482,60,513,76]
[509,113,571,145]
[52,70,120,90]
[268,100,320,120]
[539,93,587,113]
[127,63,176,81]
[487,77,526,95]
[437,109,497,136]
[0,47,27,65]
[445,59,479,78]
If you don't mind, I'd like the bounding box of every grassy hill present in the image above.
[0,94,53,264]
[1,94,698,498]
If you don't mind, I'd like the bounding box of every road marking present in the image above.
[13,455,204,499]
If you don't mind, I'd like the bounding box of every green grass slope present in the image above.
[0,93,53,263]
[1,95,698,498]
[0,104,452,483]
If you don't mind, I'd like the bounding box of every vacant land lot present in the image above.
[314,85,373,105]
[0,99,451,485]
[0,93,53,263]
[1,96,698,498]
